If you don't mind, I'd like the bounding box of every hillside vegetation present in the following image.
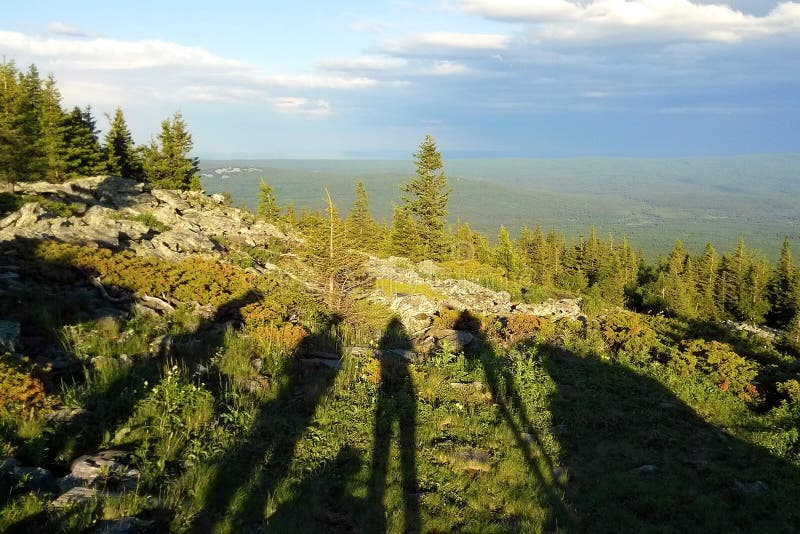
[1,62,799,533]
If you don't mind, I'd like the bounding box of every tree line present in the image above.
[0,60,199,191]
[256,135,800,351]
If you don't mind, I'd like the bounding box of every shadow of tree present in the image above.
[366,317,420,534]
[540,344,800,532]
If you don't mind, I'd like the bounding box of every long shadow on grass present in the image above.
[539,343,800,533]
[366,317,420,534]
[459,312,572,529]
[190,321,343,532]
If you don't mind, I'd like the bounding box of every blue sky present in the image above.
[2,0,799,157]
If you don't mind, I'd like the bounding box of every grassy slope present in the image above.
[201,154,800,259]
[1,239,799,532]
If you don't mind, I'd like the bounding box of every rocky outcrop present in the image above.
[367,256,584,333]
[1,176,291,260]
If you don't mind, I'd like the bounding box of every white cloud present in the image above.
[461,0,800,44]
[47,21,87,37]
[318,56,408,72]
[248,73,379,90]
[428,60,470,75]
[271,97,332,116]
[0,30,247,70]
[382,31,511,54]
[0,29,404,118]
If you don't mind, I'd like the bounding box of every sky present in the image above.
[2,0,799,158]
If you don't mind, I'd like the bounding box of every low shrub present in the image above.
[504,313,556,346]
[0,356,49,416]
[679,339,759,400]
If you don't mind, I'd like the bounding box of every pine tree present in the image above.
[63,106,106,179]
[19,64,46,181]
[453,221,476,260]
[401,135,451,261]
[346,181,378,250]
[390,206,422,261]
[494,225,523,280]
[39,74,68,182]
[304,190,372,310]
[257,179,280,221]
[767,237,797,327]
[142,112,200,190]
[104,106,142,180]
[0,60,25,191]
[697,243,719,319]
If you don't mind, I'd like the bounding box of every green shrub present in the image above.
[680,339,759,400]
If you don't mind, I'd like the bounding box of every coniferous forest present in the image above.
[2,61,800,533]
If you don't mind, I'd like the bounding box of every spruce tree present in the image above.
[39,74,68,182]
[346,181,378,249]
[63,106,106,179]
[768,237,796,326]
[494,225,523,280]
[454,221,476,261]
[104,106,142,180]
[142,112,200,190]
[401,135,451,261]
[257,179,280,221]
[697,243,719,319]
[390,206,422,261]
[0,60,25,190]
[304,190,372,310]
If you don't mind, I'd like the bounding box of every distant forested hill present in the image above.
[201,154,800,258]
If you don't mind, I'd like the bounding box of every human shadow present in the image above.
[190,320,343,532]
[458,311,572,529]
[266,445,363,532]
[366,317,420,534]
[540,344,800,532]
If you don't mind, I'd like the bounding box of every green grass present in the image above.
[2,238,799,533]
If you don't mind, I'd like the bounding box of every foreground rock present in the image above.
[59,450,140,492]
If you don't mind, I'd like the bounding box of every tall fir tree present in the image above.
[696,243,719,319]
[346,181,379,250]
[494,225,524,280]
[401,135,451,261]
[0,60,25,190]
[39,74,69,182]
[767,237,797,327]
[390,206,422,261]
[142,112,200,190]
[63,106,106,179]
[104,106,142,180]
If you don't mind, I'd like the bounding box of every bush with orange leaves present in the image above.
[0,356,49,416]
[504,313,556,346]
[250,324,309,351]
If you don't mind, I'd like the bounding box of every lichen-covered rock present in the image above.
[51,486,97,509]
[60,450,140,491]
